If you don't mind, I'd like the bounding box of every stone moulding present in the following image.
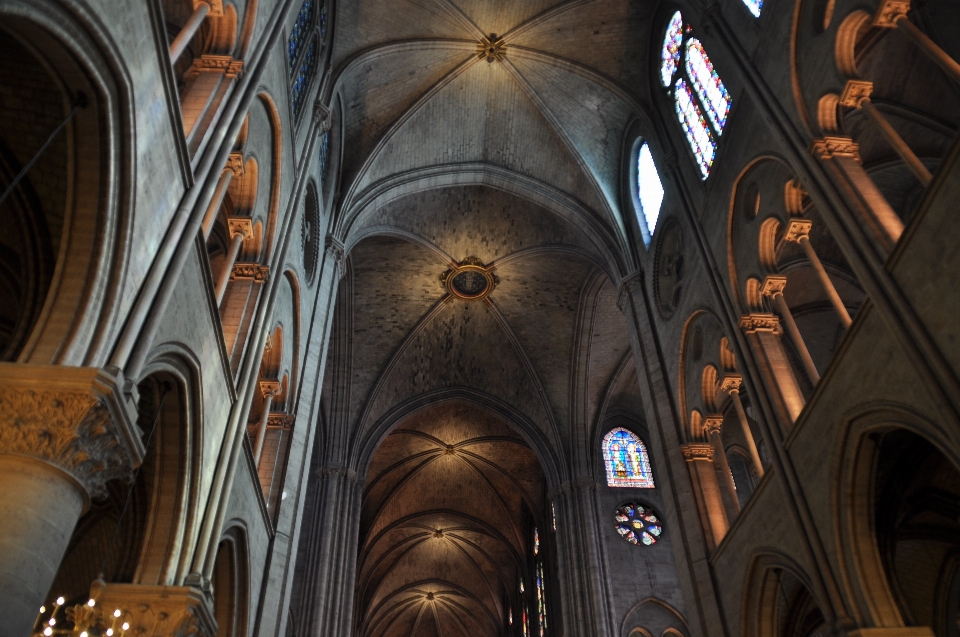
[89,581,217,637]
[0,364,143,501]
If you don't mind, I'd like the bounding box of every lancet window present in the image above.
[603,428,655,488]
[288,0,327,120]
[635,141,665,237]
[536,561,547,636]
[660,12,732,179]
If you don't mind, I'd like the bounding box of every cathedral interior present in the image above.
[1,0,960,635]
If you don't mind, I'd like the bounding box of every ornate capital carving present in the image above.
[761,275,787,298]
[477,34,507,62]
[267,413,294,429]
[681,443,715,461]
[739,313,783,335]
[225,152,244,178]
[259,379,281,398]
[226,60,244,78]
[839,80,873,108]
[198,0,224,17]
[0,365,142,500]
[783,218,813,244]
[810,136,861,162]
[703,415,724,436]
[186,54,234,77]
[873,0,910,26]
[227,217,254,240]
[325,234,345,278]
[720,374,743,394]
[89,581,216,637]
[231,262,269,282]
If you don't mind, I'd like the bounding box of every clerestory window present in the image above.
[603,428,655,488]
[288,0,327,121]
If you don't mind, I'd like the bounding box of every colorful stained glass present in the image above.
[685,40,731,134]
[533,528,540,555]
[318,131,330,186]
[674,78,715,179]
[660,11,684,87]
[292,38,318,119]
[614,503,663,546]
[536,562,547,636]
[603,428,655,488]
[509,607,513,626]
[522,606,529,637]
[551,502,556,532]
[288,0,315,76]
[636,142,664,236]
[742,0,763,17]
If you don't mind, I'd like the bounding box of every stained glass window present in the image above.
[536,562,547,636]
[614,503,663,546]
[533,528,540,555]
[318,130,330,186]
[636,142,664,236]
[288,0,315,76]
[522,606,529,637]
[674,79,715,179]
[292,38,318,119]
[603,428,655,488]
[742,0,763,17]
[685,40,731,134]
[660,11,683,87]
[551,502,557,532]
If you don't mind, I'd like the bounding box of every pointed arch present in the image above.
[602,427,655,488]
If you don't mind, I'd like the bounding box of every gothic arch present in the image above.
[0,1,134,366]
[214,522,251,637]
[834,402,960,628]
[620,597,690,637]
[742,552,829,637]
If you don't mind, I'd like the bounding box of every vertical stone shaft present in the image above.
[798,236,853,327]
[724,384,765,479]
[705,418,741,515]
[763,277,820,385]
[169,3,210,64]
[252,392,274,465]
[861,100,932,186]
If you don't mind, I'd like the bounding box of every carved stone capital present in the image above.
[810,136,861,162]
[873,0,910,26]
[477,34,507,62]
[783,218,813,244]
[267,413,294,429]
[88,581,216,637]
[839,80,873,108]
[325,234,345,278]
[720,374,743,394]
[199,0,224,17]
[186,54,234,77]
[231,262,269,282]
[225,152,244,178]
[739,313,783,335]
[259,379,282,398]
[226,60,244,78]
[318,463,363,486]
[0,365,142,501]
[761,275,788,298]
[227,217,254,240]
[681,443,714,461]
[703,415,724,436]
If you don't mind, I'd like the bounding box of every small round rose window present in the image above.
[614,503,663,546]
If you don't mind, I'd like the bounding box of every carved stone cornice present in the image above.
[839,80,873,108]
[88,581,216,637]
[810,136,862,162]
[0,365,142,500]
[681,443,714,461]
[477,34,506,62]
[783,218,813,244]
[231,262,269,282]
[739,313,783,335]
[703,415,724,436]
[720,374,743,394]
[873,0,910,26]
[227,217,254,240]
[259,379,281,397]
[225,152,244,178]
[267,413,294,429]
[760,275,788,298]
[186,54,240,78]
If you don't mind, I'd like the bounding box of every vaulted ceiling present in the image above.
[330,0,660,272]
[357,403,545,637]
[325,1,658,635]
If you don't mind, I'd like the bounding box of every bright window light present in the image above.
[636,142,665,236]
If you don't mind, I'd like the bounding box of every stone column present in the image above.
[739,313,806,423]
[201,153,243,240]
[296,464,363,637]
[810,136,904,254]
[720,375,765,479]
[873,0,960,83]
[215,217,253,305]
[680,444,729,550]
[551,480,616,637]
[782,219,853,328]
[0,365,141,636]
[168,2,211,64]
[761,276,820,385]
[704,416,740,515]
[253,379,281,465]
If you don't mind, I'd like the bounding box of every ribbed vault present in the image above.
[358,403,546,637]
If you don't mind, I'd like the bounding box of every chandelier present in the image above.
[32,592,130,637]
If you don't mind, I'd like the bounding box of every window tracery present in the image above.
[288,0,327,121]
[614,503,663,546]
[603,428,655,488]
[660,13,731,179]
[536,561,547,636]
